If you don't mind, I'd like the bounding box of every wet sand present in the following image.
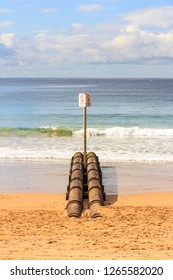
[0,192,173,260]
[0,160,173,194]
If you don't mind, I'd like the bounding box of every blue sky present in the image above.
[0,0,173,77]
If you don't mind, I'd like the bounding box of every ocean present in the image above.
[0,77,173,162]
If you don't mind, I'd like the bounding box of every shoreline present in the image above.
[0,160,173,194]
[0,192,173,260]
[0,159,173,194]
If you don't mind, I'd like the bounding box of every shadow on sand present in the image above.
[82,165,119,211]
[102,166,118,205]
[67,165,119,217]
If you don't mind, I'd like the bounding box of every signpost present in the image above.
[79,93,91,167]
[66,93,105,217]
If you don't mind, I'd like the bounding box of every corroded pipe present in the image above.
[87,152,98,160]
[67,153,84,217]
[73,157,83,164]
[88,179,104,205]
[70,152,83,166]
[71,162,83,171]
[67,151,105,218]
[88,202,103,218]
[87,154,104,218]
[88,187,104,203]
[73,152,83,158]
[67,187,83,217]
[87,163,102,181]
[88,178,102,190]
[87,169,100,181]
[88,182,104,218]
[87,162,98,170]
[87,157,98,166]
[67,183,83,217]
[70,169,83,181]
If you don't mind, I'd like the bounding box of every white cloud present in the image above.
[101,25,173,62]
[1,23,172,66]
[72,23,85,30]
[0,8,13,13]
[0,21,14,27]
[0,33,16,47]
[0,33,16,65]
[10,0,27,2]
[35,29,51,34]
[40,8,58,14]
[7,23,172,68]
[78,4,102,12]
[1,6,173,77]
[123,6,173,28]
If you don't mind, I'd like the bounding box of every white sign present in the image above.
[79,93,91,107]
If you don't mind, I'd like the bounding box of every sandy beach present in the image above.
[0,192,173,260]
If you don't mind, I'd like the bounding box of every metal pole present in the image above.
[83,106,87,168]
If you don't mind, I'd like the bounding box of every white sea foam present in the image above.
[74,126,173,138]
[0,125,173,162]
[0,132,173,162]
[1,147,173,162]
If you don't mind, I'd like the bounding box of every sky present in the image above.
[0,0,173,78]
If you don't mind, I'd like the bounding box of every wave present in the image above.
[0,125,173,139]
[0,125,173,162]
[0,126,73,137]
[74,126,173,138]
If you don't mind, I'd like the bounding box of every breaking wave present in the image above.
[74,126,173,138]
[1,125,173,139]
[0,125,173,162]
[0,126,73,137]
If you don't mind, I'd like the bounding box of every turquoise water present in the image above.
[0,78,173,162]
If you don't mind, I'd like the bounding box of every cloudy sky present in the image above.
[0,0,173,77]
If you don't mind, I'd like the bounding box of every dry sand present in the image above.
[0,192,173,260]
